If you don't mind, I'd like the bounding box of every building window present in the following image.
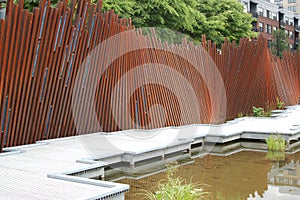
[275,0,283,6]
[285,17,289,25]
[285,30,289,36]
[258,7,264,16]
[288,168,296,176]
[272,12,277,20]
[290,31,294,39]
[267,25,272,34]
[288,6,296,12]
[288,0,296,3]
[273,26,277,32]
[259,22,264,32]
[266,10,271,18]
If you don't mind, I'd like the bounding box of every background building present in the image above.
[240,0,300,50]
[282,0,300,14]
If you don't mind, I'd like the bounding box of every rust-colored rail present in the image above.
[0,0,299,152]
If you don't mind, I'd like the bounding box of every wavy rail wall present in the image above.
[0,0,299,152]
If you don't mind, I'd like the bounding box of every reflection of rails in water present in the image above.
[98,139,300,182]
[104,153,194,182]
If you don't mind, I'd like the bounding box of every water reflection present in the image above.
[249,159,300,199]
[106,144,300,199]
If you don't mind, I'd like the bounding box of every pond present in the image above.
[109,150,300,200]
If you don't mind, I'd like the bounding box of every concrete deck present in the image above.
[1,105,300,199]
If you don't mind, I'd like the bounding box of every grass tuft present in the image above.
[266,151,285,161]
[143,165,211,200]
[276,97,285,110]
[265,134,286,152]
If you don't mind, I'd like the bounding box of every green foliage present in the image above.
[263,108,271,117]
[5,0,59,11]
[237,112,243,118]
[266,134,286,152]
[143,165,211,200]
[24,0,40,10]
[252,106,263,117]
[266,151,285,161]
[102,0,257,46]
[15,0,257,46]
[102,0,136,19]
[133,0,204,33]
[271,29,289,58]
[276,97,285,110]
[196,0,257,45]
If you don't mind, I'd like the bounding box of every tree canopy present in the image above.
[271,29,289,58]
[196,0,257,44]
[102,0,257,45]
[18,0,257,46]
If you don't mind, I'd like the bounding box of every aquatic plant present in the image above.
[265,134,286,152]
[237,112,244,118]
[266,151,285,161]
[276,97,285,110]
[252,106,264,117]
[262,108,272,117]
[143,165,211,200]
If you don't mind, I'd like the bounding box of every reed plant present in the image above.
[276,97,285,110]
[143,165,211,200]
[266,151,285,161]
[265,134,286,152]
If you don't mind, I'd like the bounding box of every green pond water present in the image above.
[113,150,300,200]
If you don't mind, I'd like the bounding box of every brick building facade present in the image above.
[240,0,300,50]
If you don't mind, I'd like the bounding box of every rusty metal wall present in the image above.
[0,0,299,152]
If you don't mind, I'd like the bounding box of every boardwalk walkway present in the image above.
[1,105,300,199]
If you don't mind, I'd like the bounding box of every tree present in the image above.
[131,0,205,35]
[18,0,257,46]
[105,0,257,46]
[130,0,207,44]
[196,0,257,45]
[102,0,136,19]
[271,29,289,58]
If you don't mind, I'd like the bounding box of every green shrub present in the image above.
[266,134,286,152]
[143,166,211,200]
[252,106,264,117]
